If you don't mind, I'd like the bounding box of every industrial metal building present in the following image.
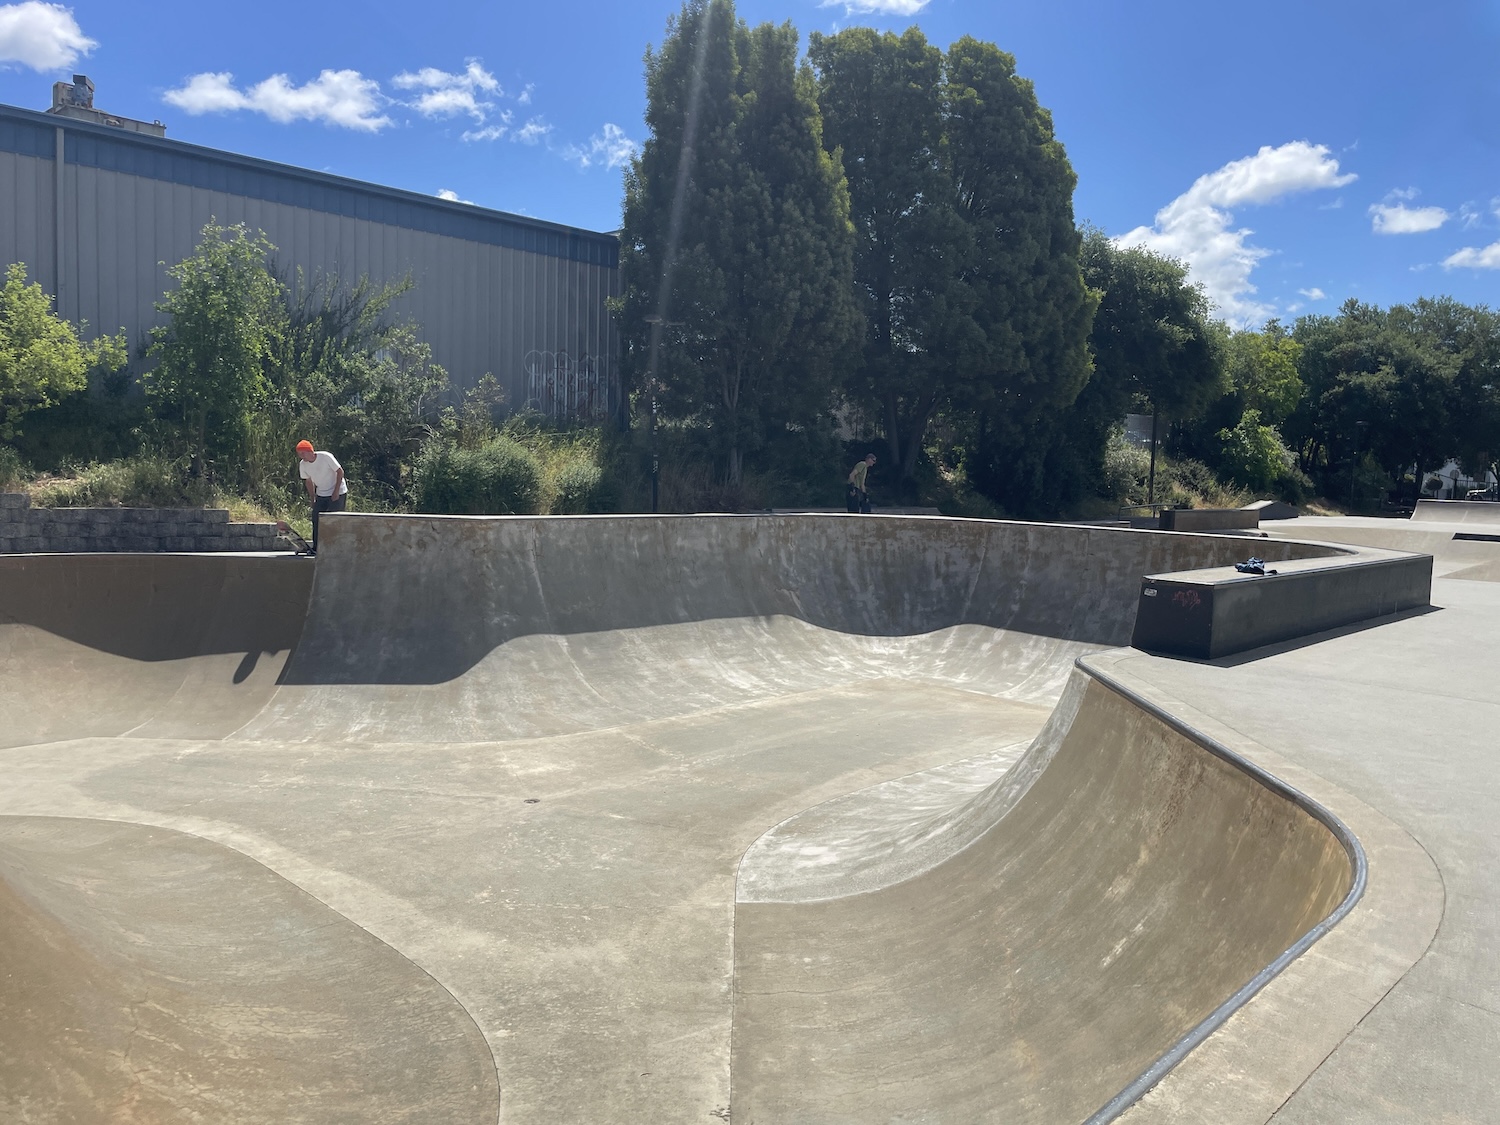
[0,83,622,422]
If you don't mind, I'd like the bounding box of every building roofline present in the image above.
[0,100,619,247]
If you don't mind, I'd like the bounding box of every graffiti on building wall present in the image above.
[523,350,618,422]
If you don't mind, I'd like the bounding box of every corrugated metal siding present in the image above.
[0,107,621,422]
[0,149,56,295]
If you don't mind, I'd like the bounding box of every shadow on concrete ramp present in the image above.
[0,554,312,747]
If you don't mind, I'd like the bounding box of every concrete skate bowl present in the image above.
[0,514,1377,1124]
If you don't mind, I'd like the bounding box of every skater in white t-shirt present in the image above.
[295,440,348,555]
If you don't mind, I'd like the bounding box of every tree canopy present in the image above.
[1282,297,1500,497]
[0,262,126,441]
[619,0,861,489]
[145,222,284,478]
[1078,227,1224,425]
[809,29,1095,490]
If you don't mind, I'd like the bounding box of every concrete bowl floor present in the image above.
[1,512,1495,1124]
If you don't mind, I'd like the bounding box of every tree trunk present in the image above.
[883,391,903,468]
[900,389,938,482]
[721,357,743,488]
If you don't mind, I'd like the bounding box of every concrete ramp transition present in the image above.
[0,514,1417,1123]
[732,671,1354,1123]
[1410,498,1500,526]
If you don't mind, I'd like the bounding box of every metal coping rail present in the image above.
[1075,655,1370,1125]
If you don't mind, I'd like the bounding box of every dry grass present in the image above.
[1299,498,1348,517]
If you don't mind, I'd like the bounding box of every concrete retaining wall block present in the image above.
[0,495,285,553]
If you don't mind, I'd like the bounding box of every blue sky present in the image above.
[1,0,1496,327]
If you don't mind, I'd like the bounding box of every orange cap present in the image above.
[295,440,314,452]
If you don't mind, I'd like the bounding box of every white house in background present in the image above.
[1423,459,1499,499]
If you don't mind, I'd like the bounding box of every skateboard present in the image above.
[275,521,315,555]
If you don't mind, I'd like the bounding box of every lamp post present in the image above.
[1146,408,1159,509]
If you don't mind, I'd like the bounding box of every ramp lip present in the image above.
[1075,655,1369,1125]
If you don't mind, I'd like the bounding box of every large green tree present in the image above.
[619,0,860,490]
[1170,320,1304,494]
[946,40,1096,442]
[1027,229,1223,511]
[808,27,968,482]
[809,29,1095,492]
[1284,298,1493,499]
[146,222,283,479]
[1078,227,1225,428]
[1406,297,1500,486]
[0,261,126,441]
[1226,320,1303,426]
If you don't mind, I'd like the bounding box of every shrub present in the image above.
[550,457,606,514]
[0,444,25,492]
[1216,408,1291,493]
[30,454,211,508]
[1101,431,1150,502]
[1159,457,1250,510]
[1273,465,1314,505]
[410,435,542,515]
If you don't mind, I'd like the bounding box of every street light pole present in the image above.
[1146,409,1159,509]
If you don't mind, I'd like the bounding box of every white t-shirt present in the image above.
[298,451,348,498]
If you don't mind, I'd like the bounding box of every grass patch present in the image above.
[27,456,214,509]
[1300,498,1348,517]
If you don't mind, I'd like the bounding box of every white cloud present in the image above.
[163,69,391,131]
[162,73,246,115]
[393,60,499,123]
[395,62,499,94]
[1493,196,1500,221]
[1369,189,1449,234]
[1459,202,1483,229]
[1443,241,1500,270]
[0,1,93,70]
[460,112,549,146]
[461,109,514,143]
[513,118,551,144]
[436,188,475,204]
[562,122,639,170]
[1298,287,1327,300]
[1117,141,1356,326]
[1369,204,1448,234]
[462,124,506,142]
[517,83,534,106]
[823,0,929,12]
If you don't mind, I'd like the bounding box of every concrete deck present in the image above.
[1,512,1495,1123]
